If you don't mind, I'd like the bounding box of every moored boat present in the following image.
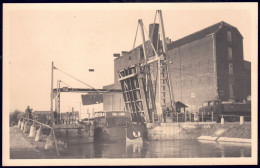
[53,123,94,144]
[93,111,131,143]
[125,121,147,144]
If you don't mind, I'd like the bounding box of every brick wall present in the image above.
[168,35,217,112]
[215,26,247,102]
[111,22,250,114]
[114,47,144,89]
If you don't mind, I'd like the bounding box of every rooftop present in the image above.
[168,21,241,50]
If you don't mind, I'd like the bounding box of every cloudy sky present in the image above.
[3,3,257,112]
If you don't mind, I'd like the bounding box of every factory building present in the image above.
[104,21,251,113]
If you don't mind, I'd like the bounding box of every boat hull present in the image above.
[94,126,126,143]
[126,122,147,143]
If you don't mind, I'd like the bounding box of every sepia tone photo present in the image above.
[2,3,258,166]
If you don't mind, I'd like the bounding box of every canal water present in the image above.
[59,140,251,158]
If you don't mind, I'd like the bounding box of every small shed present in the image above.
[175,101,188,113]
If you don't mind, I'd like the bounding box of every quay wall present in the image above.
[146,122,251,141]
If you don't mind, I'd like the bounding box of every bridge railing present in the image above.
[20,117,59,156]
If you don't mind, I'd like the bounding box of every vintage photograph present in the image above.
[3,3,258,166]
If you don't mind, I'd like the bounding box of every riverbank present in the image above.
[201,122,251,139]
[10,126,58,159]
[147,122,251,141]
[10,122,251,159]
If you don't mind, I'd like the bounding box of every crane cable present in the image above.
[55,67,100,92]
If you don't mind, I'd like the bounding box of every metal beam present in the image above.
[53,88,122,93]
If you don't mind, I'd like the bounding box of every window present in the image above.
[228,47,232,61]
[229,63,233,74]
[162,79,165,84]
[112,113,117,116]
[118,113,125,116]
[163,92,166,97]
[227,31,232,43]
[139,48,144,60]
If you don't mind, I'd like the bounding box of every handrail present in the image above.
[21,117,52,129]
[20,117,59,156]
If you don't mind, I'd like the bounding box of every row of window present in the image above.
[227,31,233,75]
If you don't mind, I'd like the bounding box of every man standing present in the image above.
[25,106,33,119]
[163,108,167,123]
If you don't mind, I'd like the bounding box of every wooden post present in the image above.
[69,112,70,124]
[212,111,214,122]
[88,113,90,125]
[79,102,81,121]
[221,115,224,125]
[202,111,204,122]
[185,109,186,122]
[52,129,59,156]
[240,116,244,125]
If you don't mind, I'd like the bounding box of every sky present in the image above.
[3,3,257,112]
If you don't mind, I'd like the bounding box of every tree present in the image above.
[9,110,23,126]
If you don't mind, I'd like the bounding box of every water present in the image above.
[59,140,251,158]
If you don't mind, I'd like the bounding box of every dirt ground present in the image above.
[10,126,58,159]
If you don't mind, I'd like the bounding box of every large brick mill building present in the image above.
[103,21,251,113]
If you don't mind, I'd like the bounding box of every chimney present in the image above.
[149,23,159,52]
[113,53,120,58]
[121,51,128,56]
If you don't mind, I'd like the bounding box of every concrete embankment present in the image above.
[10,126,58,159]
[147,122,251,143]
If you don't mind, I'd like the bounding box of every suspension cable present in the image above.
[60,80,72,88]
[55,67,100,92]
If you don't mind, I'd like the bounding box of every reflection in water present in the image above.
[60,140,251,159]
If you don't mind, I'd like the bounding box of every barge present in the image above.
[93,111,146,143]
